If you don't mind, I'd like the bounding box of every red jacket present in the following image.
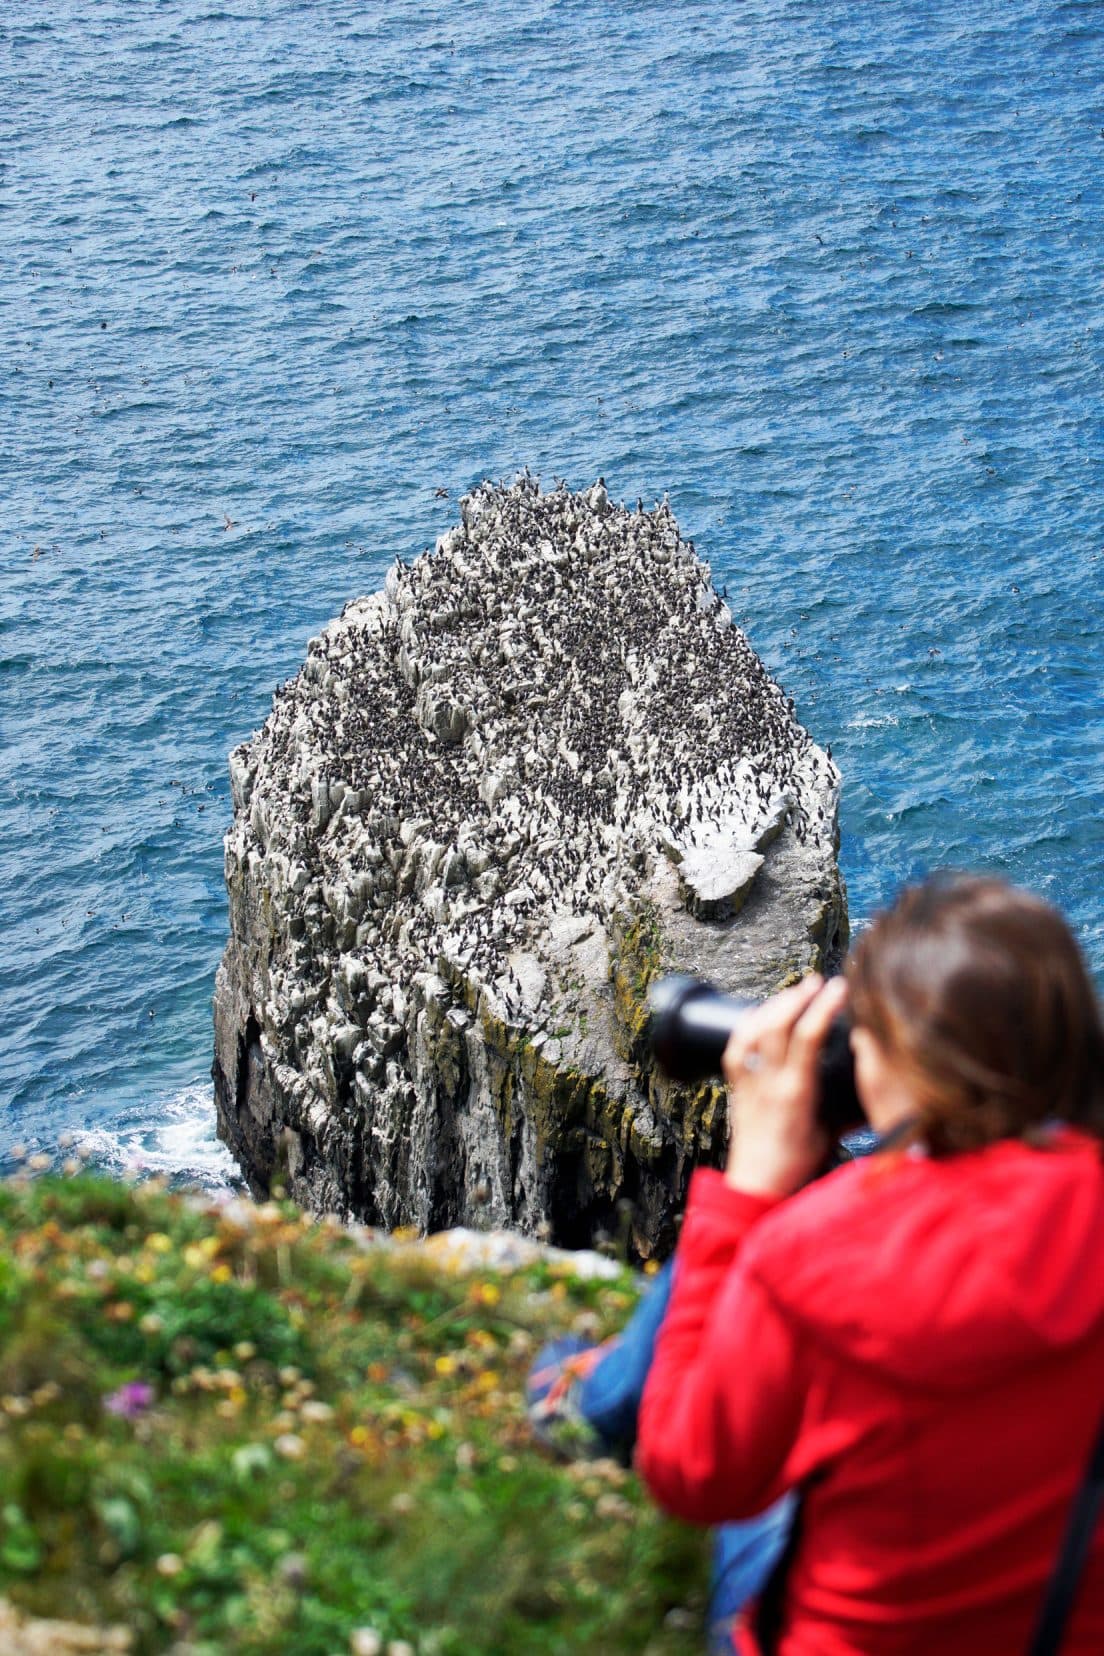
[637,1131,1104,1654]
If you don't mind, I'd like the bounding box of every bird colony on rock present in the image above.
[213,476,846,1257]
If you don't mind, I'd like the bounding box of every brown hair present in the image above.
[846,873,1104,1155]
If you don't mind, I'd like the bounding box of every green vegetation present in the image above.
[610,902,667,1066]
[0,1174,707,1654]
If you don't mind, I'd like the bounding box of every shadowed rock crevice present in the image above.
[213,476,846,1257]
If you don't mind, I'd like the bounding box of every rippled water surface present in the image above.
[3,0,1102,1174]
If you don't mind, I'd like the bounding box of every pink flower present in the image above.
[103,1381,154,1419]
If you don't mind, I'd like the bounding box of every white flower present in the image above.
[299,1399,334,1424]
[350,1631,384,1656]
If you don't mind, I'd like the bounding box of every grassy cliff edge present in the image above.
[0,1172,707,1655]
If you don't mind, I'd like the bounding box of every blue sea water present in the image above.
[2,0,1102,1183]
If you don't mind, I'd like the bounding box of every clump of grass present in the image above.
[0,1174,708,1654]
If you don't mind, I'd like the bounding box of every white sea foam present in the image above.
[76,1083,243,1198]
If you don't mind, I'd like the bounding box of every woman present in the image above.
[636,873,1104,1652]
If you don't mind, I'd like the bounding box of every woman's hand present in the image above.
[722,975,850,1198]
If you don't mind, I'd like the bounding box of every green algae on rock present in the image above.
[213,476,846,1257]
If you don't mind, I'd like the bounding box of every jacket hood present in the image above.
[742,1131,1104,1392]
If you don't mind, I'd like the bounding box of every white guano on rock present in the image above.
[212,475,847,1258]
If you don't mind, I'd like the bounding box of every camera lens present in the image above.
[646,974,862,1137]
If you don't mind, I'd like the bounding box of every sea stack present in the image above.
[213,476,846,1257]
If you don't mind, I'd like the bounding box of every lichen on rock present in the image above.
[213,475,846,1257]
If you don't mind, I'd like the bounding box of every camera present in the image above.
[646,974,863,1139]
